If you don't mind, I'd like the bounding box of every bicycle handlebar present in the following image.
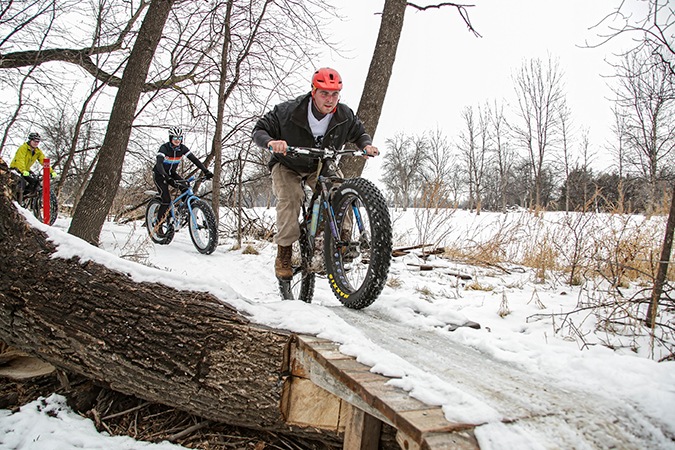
[277,146,372,158]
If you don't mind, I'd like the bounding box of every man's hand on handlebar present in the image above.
[363,145,380,158]
[268,140,288,156]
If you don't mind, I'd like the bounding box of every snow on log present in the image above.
[0,160,344,444]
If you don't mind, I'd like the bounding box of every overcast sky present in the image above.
[317,0,638,180]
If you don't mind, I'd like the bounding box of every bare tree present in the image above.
[610,49,675,210]
[457,105,488,214]
[558,101,574,212]
[609,103,628,180]
[512,56,566,208]
[488,99,513,213]
[420,127,454,185]
[593,0,675,330]
[380,133,426,210]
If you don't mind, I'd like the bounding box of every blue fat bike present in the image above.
[279,147,392,309]
[145,176,218,255]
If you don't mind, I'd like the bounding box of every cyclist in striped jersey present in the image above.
[152,127,213,233]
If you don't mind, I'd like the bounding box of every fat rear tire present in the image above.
[280,226,315,302]
[145,198,175,245]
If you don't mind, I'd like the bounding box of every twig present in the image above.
[407,263,434,271]
[102,401,150,420]
[168,419,213,442]
[446,271,472,280]
[394,244,430,252]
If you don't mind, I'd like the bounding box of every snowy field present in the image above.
[1,204,674,450]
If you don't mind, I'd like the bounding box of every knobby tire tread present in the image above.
[324,177,392,309]
[295,226,315,302]
[188,199,218,255]
[145,198,175,245]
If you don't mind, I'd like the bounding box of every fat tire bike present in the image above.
[145,176,218,255]
[16,172,58,226]
[278,147,392,310]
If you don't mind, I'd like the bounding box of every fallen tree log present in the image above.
[0,160,359,446]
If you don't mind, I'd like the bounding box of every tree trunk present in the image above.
[647,181,675,326]
[68,0,176,246]
[210,0,234,223]
[340,0,407,179]
[0,159,350,444]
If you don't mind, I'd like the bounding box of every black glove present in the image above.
[167,177,178,188]
[203,170,213,180]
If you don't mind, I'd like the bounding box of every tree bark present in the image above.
[340,0,407,179]
[0,159,281,423]
[647,181,675,326]
[68,0,176,246]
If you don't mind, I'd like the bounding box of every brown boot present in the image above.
[275,245,293,280]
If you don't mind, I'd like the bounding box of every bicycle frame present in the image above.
[292,147,368,255]
[163,176,204,229]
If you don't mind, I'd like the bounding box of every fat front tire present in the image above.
[281,226,315,302]
[22,191,58,226]
[324,178,392,309]
[187,199,218,255]
[145,198,175,245]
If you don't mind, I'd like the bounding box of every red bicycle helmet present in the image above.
[312,68,342,91]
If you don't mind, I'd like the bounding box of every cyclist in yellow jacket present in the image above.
[10,132,56,203]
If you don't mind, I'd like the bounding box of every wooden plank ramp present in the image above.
[281,334,481,450]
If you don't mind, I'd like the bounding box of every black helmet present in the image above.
[28,132,41,142]
[168,127,183,140]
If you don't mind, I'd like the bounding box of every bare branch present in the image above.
[406,2,481,37]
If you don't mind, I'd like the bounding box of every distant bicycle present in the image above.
[145,176,218,255]
[279,147,392,310]
[16,171,58,226]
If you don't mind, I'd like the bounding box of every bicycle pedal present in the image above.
[340,241,360,263]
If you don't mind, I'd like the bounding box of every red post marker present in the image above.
[43,158,50,225]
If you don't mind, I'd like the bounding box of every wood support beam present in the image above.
[285,335,481,450]
[344,407,382,450]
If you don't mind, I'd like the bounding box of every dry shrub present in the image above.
[113,222,157,268]
[528,289,546,310]
[412,180,457,252]
[387,276,403,289]
[433,206,670,289]
[592,208,667,288]
[498,293,511,318]
[242,244,259,255]
[550,210,599,287]
[219,207,276,241]
[465,281,494,291]
[415,285,435,301]
[442,213,524,269]
[521,232,559,284]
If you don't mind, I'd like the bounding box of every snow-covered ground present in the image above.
[1,205,674,449]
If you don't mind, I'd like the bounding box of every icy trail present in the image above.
[22,212,675,450]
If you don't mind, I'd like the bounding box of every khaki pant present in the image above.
[271,163,318,246]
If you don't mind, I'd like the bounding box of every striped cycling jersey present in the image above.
[157,142,192,174]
